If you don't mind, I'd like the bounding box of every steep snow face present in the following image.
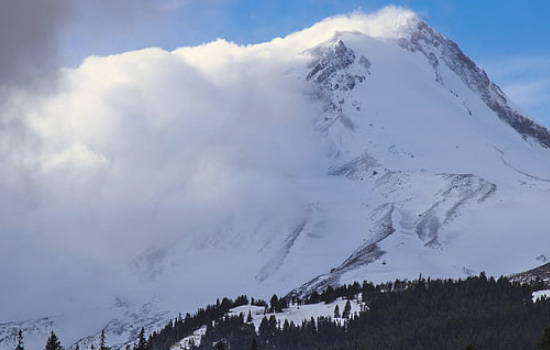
[289,28,550,296]
[404,21,550,149]
[2,7,550,350]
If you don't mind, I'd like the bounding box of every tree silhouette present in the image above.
[342,300,352,319]
[99,330,110,350]
[334,305,341,318]
[44,331,63,350]
[134,328,147,350]
[15,329,24,350]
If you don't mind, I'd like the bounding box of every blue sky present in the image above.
[60,0,549,125]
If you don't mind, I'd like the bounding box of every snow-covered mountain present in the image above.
[2,6,550,350]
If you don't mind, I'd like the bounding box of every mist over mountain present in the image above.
[1,6,549,350]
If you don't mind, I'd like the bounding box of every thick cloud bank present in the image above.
[0,24,312,320]
[0,7,422,320]
[26,44,323,259]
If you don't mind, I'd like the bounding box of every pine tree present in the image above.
[342,300,352,319]
[15,329,24,350]
[134,328,147,350]
[333,305,341,318]
[247,311,253,323]
[308,291,320,304]
[99,330,110,350]
[214,341,225,350]
[44,331,63,350]
[270,295,278,313]
[259,317,270,338]
[276,298,288,312]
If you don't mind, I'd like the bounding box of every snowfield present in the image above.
[533,290,550,302]
[172,298,364,350]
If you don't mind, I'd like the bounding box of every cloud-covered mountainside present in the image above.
[1,6,550,350]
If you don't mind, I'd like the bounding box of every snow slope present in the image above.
[2,6,550,350]
[172,298,364,350]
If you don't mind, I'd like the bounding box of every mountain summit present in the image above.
[2,6,549,350]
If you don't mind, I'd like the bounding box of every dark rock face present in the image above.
[306,39,370,133]
[405,21,550,149]
[306,39,371,95]
[307,40,356,85]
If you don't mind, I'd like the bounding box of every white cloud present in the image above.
[0,30,335,319]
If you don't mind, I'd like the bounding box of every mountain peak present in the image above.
[315,6,420,40]
[267,6,420,55]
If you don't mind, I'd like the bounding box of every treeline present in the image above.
[16,328,113,350]
[147,294,256,350]
[148,274,550,350]
[17,275,550,350]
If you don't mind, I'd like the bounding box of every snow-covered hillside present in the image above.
[1,6,550,350]
[172,298,364,350]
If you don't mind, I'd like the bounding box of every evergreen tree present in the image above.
[44,331,63,350]
[282,319,290,333]
[247,311,253,323]
[258,317,269,338]
[342,300,352,319]
[333,305,341,319]
[275,297,288,312]
[214,341,225,350]
[308,291,320,304]
[538,327,550,350]
[270,295,278,312]
[134,328,147,350]
[15,329,24,350]
[99,330,110,350]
